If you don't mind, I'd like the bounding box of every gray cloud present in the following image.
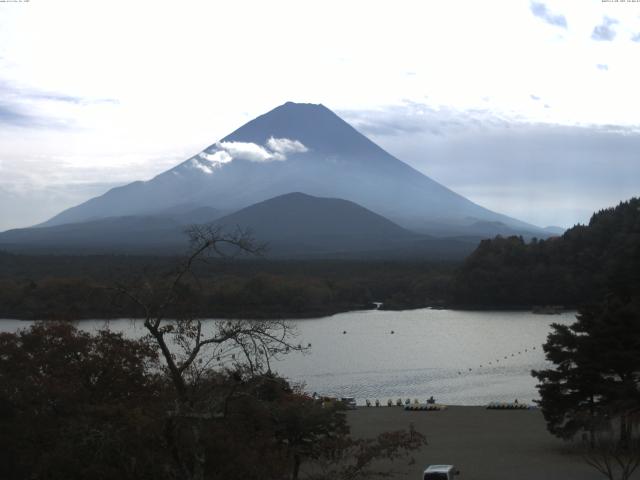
[632,32,640,43]
[592,17,618,41]
[0,79,118,128]
[340,102,640,227]
[530,2,567,28]
[530,94,541,101]
[340,102,510,138]
[1,79,118,105]
[25,92,118,105]
[0,102,69,129]
[0,182,120,231]
[0,102,38,127]
[596,64,609,71]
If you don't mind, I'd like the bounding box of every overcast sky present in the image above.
[1,0,639,230]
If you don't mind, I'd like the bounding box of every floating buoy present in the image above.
[390,330,395,334]
[343,331,347,334]
[308,343,312,347]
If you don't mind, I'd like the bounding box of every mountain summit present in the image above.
[223,102,382,155]
[40,102,542,237]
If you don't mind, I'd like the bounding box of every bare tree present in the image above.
[306,425,427,480]
[582,421,640,480]
[114,225,306,480]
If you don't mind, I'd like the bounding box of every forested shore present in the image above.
[0,255,454,320]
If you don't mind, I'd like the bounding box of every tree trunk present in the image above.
[620,414,630,450]
[292,454,301,480]
[165,416,192,480]
[589,396,596,449]
[191,421,206,480]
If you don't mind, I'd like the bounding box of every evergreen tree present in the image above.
[533,293,640,445]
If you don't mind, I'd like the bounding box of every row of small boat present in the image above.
[486,402,532,410]
[365,398,437,407]
[404,404,447,411]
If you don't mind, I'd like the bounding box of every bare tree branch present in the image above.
[110,224,303,480]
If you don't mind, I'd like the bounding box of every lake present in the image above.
[0,308,576,406]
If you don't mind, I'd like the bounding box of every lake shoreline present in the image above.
[0,304,576,322]
[0,303,372,322]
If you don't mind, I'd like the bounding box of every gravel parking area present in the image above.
[347,406,630,480]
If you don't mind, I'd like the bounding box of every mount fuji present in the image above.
[1,102,548,256]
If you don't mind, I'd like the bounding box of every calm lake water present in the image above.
[0,309,576,406]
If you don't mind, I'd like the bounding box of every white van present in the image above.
[423,464,460,480]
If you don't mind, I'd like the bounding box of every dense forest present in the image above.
[0,254,455,320]
[452,198,640,308]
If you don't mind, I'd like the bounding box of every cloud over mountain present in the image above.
[198,137,308,167]
[266,137,308,156]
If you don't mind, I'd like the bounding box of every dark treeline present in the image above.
[0,253,456,320]
[452,198,640,308]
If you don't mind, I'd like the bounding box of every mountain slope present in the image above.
[0,215,186,253]
[0,192,476,259]
[39,102,545,237]
[0,205,223,254]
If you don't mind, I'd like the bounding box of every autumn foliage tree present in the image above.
[0,322,165,480]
